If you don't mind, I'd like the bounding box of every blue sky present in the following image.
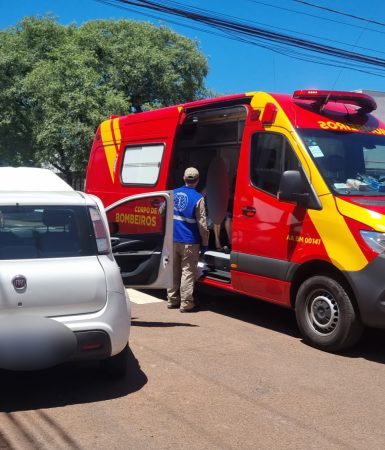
[1,0,385,95]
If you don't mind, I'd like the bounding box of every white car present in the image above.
[0,167,173,376]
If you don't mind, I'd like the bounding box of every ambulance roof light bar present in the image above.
[293,90,377,114]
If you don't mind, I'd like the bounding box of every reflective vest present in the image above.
[173,185,202,244]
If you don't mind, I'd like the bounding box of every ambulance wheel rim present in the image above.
[305,290,339,335]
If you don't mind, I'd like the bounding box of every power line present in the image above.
[226,32,385,78]
[125,0,385,52]
[112,3,385,78]
[246,0,385,36]
[292,0,385,28]
[237,11,385,57]
[96,0,385,60]
[94,0,385,76]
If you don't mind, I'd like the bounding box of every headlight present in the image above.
[360,230,385,254]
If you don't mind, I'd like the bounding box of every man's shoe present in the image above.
[167,304,180,309]
[180,306,198,313]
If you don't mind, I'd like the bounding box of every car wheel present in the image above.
[295,276,363,352]
[100,344,128,378]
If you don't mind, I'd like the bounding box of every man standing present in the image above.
[167,167,209,312]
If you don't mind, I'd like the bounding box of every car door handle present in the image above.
[242,206,256,217]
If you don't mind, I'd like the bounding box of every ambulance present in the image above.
[85,89,385,352]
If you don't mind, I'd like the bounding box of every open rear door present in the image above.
[105,191,173,288]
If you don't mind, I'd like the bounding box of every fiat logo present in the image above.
[12,275,27,291]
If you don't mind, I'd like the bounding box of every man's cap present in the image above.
[184,167,199,181]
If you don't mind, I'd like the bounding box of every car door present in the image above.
[105,191,173,288]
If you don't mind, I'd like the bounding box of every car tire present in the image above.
[295,275,363,352]
[100,344,129,378]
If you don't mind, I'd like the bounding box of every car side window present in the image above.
[250,132,300,195]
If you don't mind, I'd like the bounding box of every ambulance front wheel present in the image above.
[295,275,364,352]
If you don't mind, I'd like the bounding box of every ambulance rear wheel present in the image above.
[295,275,363,352]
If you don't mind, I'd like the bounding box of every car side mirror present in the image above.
[278,170,321,210]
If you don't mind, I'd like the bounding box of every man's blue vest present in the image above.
[173,185,202,244]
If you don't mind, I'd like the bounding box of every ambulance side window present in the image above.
[121,144,164,186]
[250,132,300,195]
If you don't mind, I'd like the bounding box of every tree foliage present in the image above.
[0,17,209,178]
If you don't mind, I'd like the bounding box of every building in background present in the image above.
[355,90,385,123]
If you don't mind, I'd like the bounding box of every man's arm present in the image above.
[195,197,209,246]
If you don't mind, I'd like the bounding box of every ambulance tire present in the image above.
[295,276,364,352]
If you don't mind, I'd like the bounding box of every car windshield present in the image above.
[298,129,385,196]
[0,205,96,260]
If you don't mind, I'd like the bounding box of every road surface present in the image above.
[1,288,385,449]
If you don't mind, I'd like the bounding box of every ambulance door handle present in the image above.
[242,206,256,217]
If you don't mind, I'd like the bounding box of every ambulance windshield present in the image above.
[298,129,385,196]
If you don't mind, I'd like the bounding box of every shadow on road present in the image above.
[131,320,198,328]
[0,347,147,413]
[136,289,167,300]
[137,288,385,363]
[196,286,300,339]
[144,287,299,338]
[341,328,385,363]
[196,286,385,364]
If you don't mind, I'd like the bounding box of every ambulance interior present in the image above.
[172,105,247,282]
[298,129,385,194]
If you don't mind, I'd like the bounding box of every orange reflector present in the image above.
[261,103,278,125]
[81,343,103,351]
[250,109,261,121]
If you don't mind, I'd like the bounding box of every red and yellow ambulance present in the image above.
[86,89,385,352]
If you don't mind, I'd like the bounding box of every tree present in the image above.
[0,17,209,180]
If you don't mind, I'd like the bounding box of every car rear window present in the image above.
[0,205,96,259]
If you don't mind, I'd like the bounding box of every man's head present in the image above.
[183,167,199,186]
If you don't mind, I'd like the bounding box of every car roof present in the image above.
[0,167,92,205]
[0,167,73,192]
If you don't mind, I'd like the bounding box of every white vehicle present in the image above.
[0,167,173,376]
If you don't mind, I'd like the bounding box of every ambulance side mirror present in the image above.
[278,170,321,210]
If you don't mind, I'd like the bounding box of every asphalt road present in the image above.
[1,287,385,450]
